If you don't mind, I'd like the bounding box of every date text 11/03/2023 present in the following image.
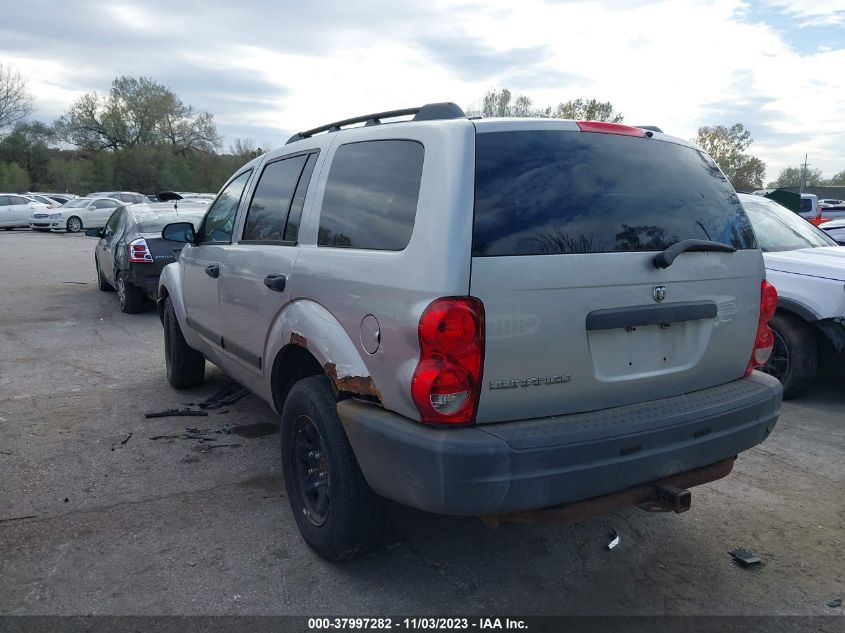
[307,617,528,630]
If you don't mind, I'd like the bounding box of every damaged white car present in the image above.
[740,193,845,398]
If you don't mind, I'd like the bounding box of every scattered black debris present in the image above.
[729,547,762,567]
[827,598,842,609]
[606,528,621,550]
[0,514,38,524]
[61,281,87,285]
[63,497,69,503]
[181,455,201,463]
[205,443,243,449]
[145,409,209,419]
[110,432,133,451]
[0,450,13,456]
[198,384,249,410]
[231,421,279,438]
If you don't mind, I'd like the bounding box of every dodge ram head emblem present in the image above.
[653,285,667,303]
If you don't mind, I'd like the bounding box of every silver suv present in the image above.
[157,103,783,560]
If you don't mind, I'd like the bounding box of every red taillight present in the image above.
[576,121,646,137]
[746,280,778,376]
[412,297,484,426]
[128,238,153,263]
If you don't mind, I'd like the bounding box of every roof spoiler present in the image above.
[635,125,664,133]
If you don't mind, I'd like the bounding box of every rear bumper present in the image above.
[338,372,782,515]
[127,264,163,299]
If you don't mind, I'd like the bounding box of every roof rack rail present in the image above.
[286,102,466,144]
[636,125,663,133]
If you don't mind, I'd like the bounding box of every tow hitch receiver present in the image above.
[480,457,734,528]
[648,484,692,513]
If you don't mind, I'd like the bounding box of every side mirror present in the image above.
[85,228,103,238]
[162,222,196,244]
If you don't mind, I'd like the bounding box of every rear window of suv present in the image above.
[473,131,756,256]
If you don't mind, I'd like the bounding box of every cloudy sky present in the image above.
[2,0,844,180]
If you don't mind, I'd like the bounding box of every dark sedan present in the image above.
[87,203,206,313]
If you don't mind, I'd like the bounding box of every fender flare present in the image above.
[265,300,381,404]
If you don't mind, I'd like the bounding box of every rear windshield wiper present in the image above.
[654,239,737,269]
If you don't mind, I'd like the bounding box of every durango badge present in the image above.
[489,374,573,390]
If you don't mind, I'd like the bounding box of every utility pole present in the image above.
[799,154,809,193]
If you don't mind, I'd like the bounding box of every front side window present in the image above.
[742,196,837,252]
[198,170,252,243]
[242,154,308,242]
[318,140,424,250]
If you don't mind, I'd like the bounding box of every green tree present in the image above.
[0,162,30,191]
[478,88,623,122]
[825,170,845,186]
[769,165,824,188]
[0,122,54,187]
[694,124,766,190]
[552,98,623,122]
[54,76,221,154]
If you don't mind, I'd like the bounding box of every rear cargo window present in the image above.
[318,140,424,251]
[473,131,756,256]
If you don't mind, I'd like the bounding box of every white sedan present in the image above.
[30,197,122,233]
[1,194,48,229]
[739,193,845,399]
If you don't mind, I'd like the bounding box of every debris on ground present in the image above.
[827,598,842,608]
[145,409,209,419]
[61,281,87,285]
[0,514,38,524]
[197,384,250,410]
[110,433,133,451]
[607,529,621,550]
[0,450,13,456]
[150,426,240,444]
[729,547,762,567]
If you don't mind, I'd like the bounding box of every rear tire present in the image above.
[66,216,83,233]
[764,312,818,399]
[95,256,113,291]
[281,375,388,561]
[163,296,205,389]
[116,271,146,314]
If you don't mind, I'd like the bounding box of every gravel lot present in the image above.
[1,230,843,616]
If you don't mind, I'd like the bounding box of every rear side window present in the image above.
[318,140,424,250]
[473,131,757,256]
[242,154,308,242]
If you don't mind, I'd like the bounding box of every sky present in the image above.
[1,0,844,181]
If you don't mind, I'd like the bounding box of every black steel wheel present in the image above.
[764,327,790,382]
[291,414,330,527]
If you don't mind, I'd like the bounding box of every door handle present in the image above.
[263,274,287,292]
[205,264,220,278]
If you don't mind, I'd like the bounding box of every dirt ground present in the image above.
[1,230,843,616]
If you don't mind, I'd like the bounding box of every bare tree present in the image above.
[477,88,623,122]
[0,63,35,133]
